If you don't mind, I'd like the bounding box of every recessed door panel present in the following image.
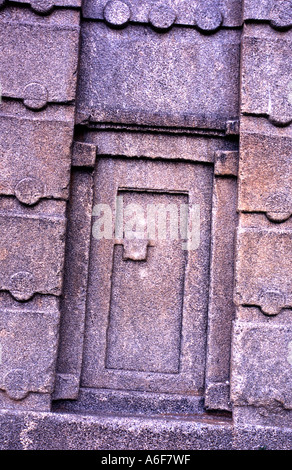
[81,157,213,394]
[106,191,188,375]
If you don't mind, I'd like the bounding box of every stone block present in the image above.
[0,409,233,450]
[236,304,292,324]
[0,102,74,203]
[83,129,239,162]
[233,423,292,450]
[0,294,60,408]
[234,405,292,428]
[76,23,240,130]
[0,392,51,412]
[235,225,292,316]
[225,119,240,135]
[205,383,231,411]
[241,25,292,126]
[53,388,205,416]
[52,374,80,401]
[0,7,80,106]
[238,117,292,221]
[1,0,291,447]
[214,150,238,176]
[0,198,66,301]
[231,321,292,409]
[72,141,97,167]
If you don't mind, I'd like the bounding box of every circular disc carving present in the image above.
[259,290,286,316]
[149,5,177,31]
[30,0,55,14]
[10,272,35,302]
[4,369,30,401]
[270,0,292,30]
[15,177,44,206]
[23,83,48,111]
[266,212,291,223]
[103,0,131,27]
[195,8,223,33]
[266,193,291,215]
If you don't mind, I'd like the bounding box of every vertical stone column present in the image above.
[232,0,292,435]
[0,1,81,410]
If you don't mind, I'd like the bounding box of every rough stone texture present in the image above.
[0,198,66,300]
[214,150,239,176]
[241,24,292,126]
[238,117,292,220]
[0,102,74,203]
[54,170,94,400]
[233,423,292,450]
[0,408,292,450]
[0,410,233,450]
[71,141,97,167]
[0,0,80,419]
[0,7,80,104]
[234,405,292,428]
[231,321,292,409]
[231,10,292,436]
[205,173,238,411]
[84,130,238,162]
[0,393,52,413]
[103,0,131,27]
[205,383,231,412]
[106,200,187,375]
[76,23,240,130]
[0,294,60,410]
[235,303,292,324]
[53,388,205,416]
[11,0,81,14]
[235,222,292,316]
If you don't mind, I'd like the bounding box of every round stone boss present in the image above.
[270,0,292,30]
[10,271,35,302]
[30,0,55,14]
[14,177,45,206]
[259,289,286,316]
[148,4,177,31]
[103,0,131,27]
[4,369,30,401]
[23,83,48,111]
[194,8,223,33]
[266,211,291,223]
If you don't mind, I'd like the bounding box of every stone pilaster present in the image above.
[232,0,292,430]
